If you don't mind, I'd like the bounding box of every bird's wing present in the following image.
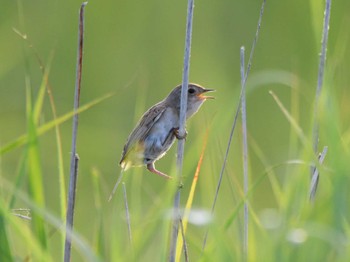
[120,102,166,164]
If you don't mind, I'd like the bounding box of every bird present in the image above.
[119,83,214,179]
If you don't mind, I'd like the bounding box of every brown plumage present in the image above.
[120,83,214,178]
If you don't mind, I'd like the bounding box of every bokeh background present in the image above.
[1,0,350,261]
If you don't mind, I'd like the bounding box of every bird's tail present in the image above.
[120,159,131,170]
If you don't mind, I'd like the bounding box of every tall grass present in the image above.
[1,0,349,261]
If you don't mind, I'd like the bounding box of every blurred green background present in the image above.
[1,0,350,261]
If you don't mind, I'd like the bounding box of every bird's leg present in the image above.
[147,162,172,179]
[173,127,187,140]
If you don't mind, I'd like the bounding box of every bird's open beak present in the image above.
[198,88,215,100]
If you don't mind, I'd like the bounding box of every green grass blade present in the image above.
[0,197,52,261]
[1,175,100,261]
[55,107,67,260]
[224,160,309,230]
[0,210,12,261]
[8,151,28,208]
[176,130,209,262]
[26,85,48,251]
[33,54,53,125]
[91,168,105,259]
[0,92,114,155]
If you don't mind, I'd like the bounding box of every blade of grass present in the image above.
[108,169,124,202]
[13,1,49,255]
[269,90,327,187]
[64,154,80,261]
[26,84,48,251]
[0,191,12,260]
[128,182,178,261]
[248,135,283,206]
[64,2,88,261]
[0,176,100,261]
[33,53,53,125]
[122,183,133,246]
[25,51,54,254]
[0,155,11,259]
[175,129,209,261]
[179,218,189,262]
[312,0,332,154]
[15,0,32,99]
[12,31,72,248]
[0,197,52,261]
[240,46,249,260]
[269,92,326,161]
[91,168,105,259]
[46,75,67,259]
[0,92,114,156]
[9,151,28,208]
[15,29,68,244]
[311,0,332,200]
[269,91,308,145]
[309,146,328,201]
[224,159,310,230]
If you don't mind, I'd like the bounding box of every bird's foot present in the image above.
[147,163,172,179]
[173,128,187,140]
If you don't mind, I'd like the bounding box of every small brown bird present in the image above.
[120,83,214,179]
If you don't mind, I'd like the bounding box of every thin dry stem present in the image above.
[64,2,87,262]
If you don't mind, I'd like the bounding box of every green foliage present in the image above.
[0,206,12,261]
[1,0,350,261]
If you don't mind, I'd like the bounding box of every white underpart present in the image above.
[145,108,179,149]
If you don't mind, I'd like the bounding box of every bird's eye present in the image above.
[188,88,195,94]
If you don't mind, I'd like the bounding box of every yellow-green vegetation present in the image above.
[1,0,349,261]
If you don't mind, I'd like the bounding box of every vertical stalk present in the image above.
[64,2,88,261]
[310,0,332,201]
[169,0,195,261]
[240,47,249,260]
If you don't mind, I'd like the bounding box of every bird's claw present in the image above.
[147,163,172,179]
